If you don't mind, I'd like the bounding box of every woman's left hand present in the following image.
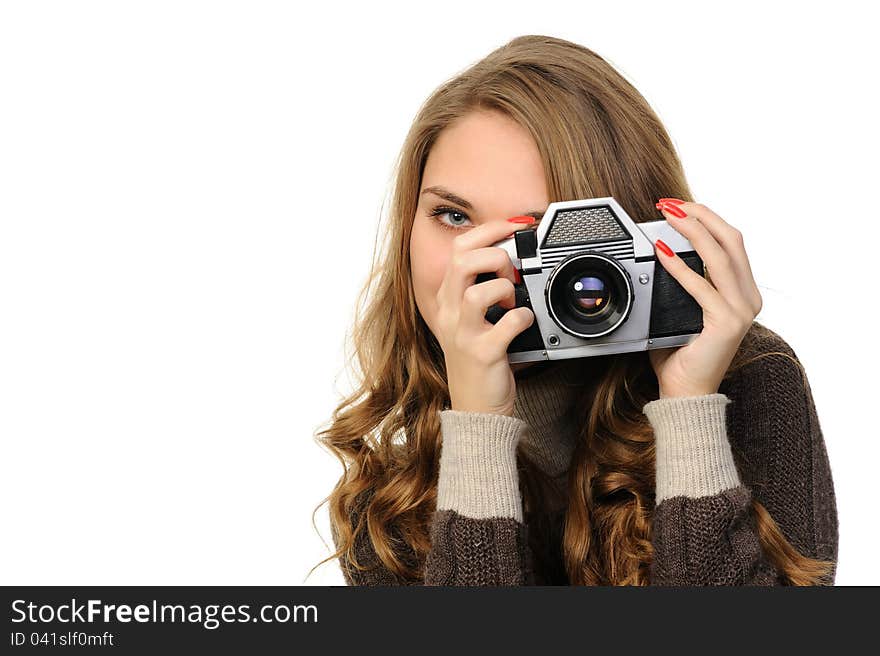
[647,198,763,399]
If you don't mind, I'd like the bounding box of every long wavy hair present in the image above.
[309,34,835,585]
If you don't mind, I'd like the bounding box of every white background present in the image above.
[1,1,877,586]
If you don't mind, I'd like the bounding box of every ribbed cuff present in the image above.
[436,410,528,522]
[642,393,741,504]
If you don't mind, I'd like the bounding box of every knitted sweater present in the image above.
[334,323,839,585]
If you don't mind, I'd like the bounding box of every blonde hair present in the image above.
[309,34,834,585]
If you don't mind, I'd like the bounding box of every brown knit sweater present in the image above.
[334,322,839,585]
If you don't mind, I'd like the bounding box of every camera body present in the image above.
[475,196,705,363]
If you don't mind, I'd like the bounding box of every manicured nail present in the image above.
[658,198,685,205]
[656,201,687,219]
[513,269,522,284]
[507,215,536,224]
[655,239,674,257]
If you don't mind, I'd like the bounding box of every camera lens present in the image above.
[546,252,633,339]
[568,275,611,317]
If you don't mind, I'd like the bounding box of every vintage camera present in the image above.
[475,197,705,363]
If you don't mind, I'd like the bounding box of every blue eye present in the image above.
[428,206,473,231]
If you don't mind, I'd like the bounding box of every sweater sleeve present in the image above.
[424,410,534,585]
[643,352,838,585]
[334,410,536,586]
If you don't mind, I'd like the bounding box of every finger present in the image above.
[452,217,536,255]
[657,202,749,312]
[439,246,519,311]
[654,239,727,315]
[668,201,761,309]
[484,306,535,356]
[459,277,517,334]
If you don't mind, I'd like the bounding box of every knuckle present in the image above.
[462,284,480,305]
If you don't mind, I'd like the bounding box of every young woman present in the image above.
[312,35,838,585]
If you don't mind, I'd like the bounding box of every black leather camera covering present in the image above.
[648,251,704,338]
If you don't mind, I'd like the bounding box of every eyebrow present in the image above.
[420,185,545,220]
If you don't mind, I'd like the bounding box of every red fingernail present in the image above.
[655,239,674,257]
[656,201,687,219]
[658,198,685,205]
[513,269,522,284]
[507,215,536,224]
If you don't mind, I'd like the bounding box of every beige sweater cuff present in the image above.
[436,410,527,522]
[642,393,741,504]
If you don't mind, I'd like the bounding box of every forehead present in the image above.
[421,110,548,206]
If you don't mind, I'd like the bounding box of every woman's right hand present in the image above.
[434,217,537,417]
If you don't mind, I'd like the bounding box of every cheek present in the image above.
[410,219,451,321]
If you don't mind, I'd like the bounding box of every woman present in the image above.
[312,34,838,585]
